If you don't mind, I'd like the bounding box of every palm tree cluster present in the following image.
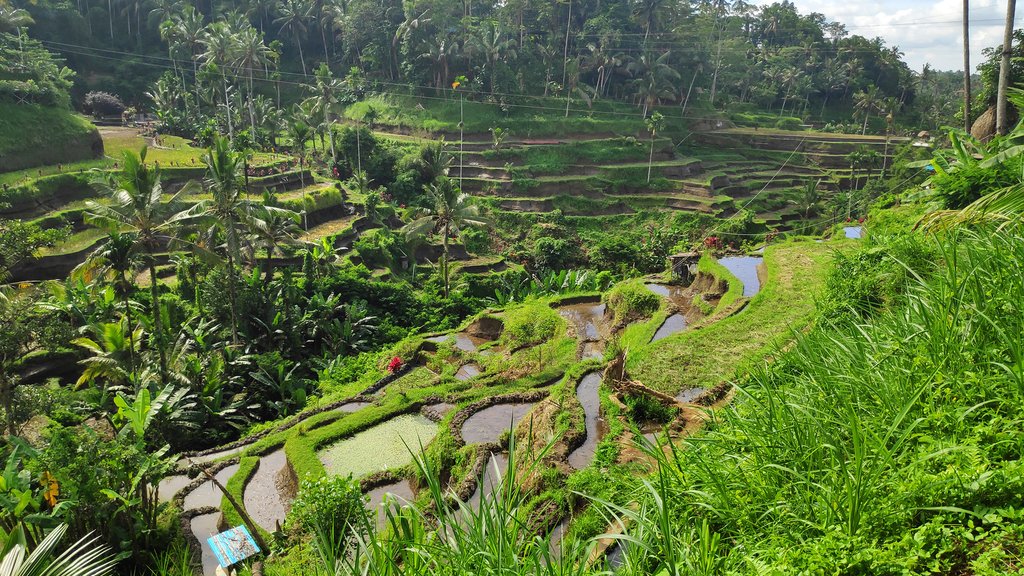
[20,0,958,132]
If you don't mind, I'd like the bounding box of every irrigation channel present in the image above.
[162,253,792,574]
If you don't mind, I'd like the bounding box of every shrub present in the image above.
[503,300,561,348]
[82,91,125,118]
[624,393,677,424]
[775,116,803,130]
[604,280,660,326]
[287,475,365,540]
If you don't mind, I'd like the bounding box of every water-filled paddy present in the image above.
[318,414,438,478]
[567,372,603,470]
[455,363,482,381]
[651,313,687,342]
[844,226,864,239]
[428,333,487,352]
[183,464,240,510]
[157,474,191,503]
[190,512,222,576]
[242,449,292,533]
[461,403,536,445]
[336,401,372,413]
[467,452,509,510]
[558,302,606,341]
[719,256,763,297]
[365,479,415,527]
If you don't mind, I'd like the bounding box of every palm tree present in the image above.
[628,51,679,118]
[200,21,238,142]
[472,20,516,94]
[187,136,257,343]
[73,320,143,392]
[167,7,205,107]
[0,4,33,34]
[963,0,972,133]
[286,117,313,227]
[77,231,142,382]
[996,0,1017,135]
[87,148,190,386]
[402,177,488,298]
[0,524,117,576]
[233,25,273,138]
[305,63,342,160]
[275,0,309,75]
[248,204,302,282]
[853,86,880,134]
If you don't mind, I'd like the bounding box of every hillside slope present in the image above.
[0,103,103,172]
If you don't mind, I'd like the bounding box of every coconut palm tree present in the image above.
[275,0,309,75]
[403,177,488,298]
[853,86,880,134]
[471,20,516,94]
[304,63,343,160]
[996,0,1017,135]
[286,117,313,227]
[77,231,143,382]
[184,136,258,343]
[628,51,679,118]
[230,25,272,140]
[0,524,117,576]
[248,204,302,282]
[86,148,192,386]
[166,7,205,106]
[200,21,238,141]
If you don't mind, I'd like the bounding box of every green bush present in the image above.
[287,475,365,539]
[775,117,803,130]
[604,280,660,325]
[503,300,561,348]
[353,228,404,269]
[624,393,677,425]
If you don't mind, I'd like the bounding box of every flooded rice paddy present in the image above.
[567,372,604,470]
[461,403,536,445]
[718,256,763,297]
[242,449,292,533]
[183,464,240,511]
[318,414,438,478]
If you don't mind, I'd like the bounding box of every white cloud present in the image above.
[750,0,1017,71]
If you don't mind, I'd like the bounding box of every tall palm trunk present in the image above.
[996,0,1017,135]
[226,228,240,344]
[963,0,972,133]
[122,286,137,384]
[441,221,450,298]
[295,32,307,75]
[264,244,276,283]
[148,262,168,385]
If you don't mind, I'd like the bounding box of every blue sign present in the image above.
[208,526,261,568]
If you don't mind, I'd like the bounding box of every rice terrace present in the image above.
[2,0,1024,574]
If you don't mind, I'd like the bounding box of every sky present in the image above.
[750,0,1019,72]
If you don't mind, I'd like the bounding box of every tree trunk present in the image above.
[226,243,239,344]
[123,288,137,385]
[297,33,307,75]
[647,131,655,183]
[264,245,275,283]
[442,222,450,298]
[963,0,972,133]
[148,263,168,386]
[996,0,1016,135]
